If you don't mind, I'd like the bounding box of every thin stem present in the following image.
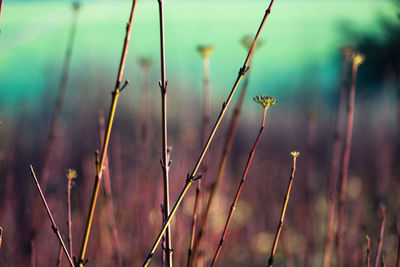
[187,52,213,266]
[211,107,268,267]
[374,205,386,267]
[57,245,63,267]
[323,52,351,267]
[0,0,3,31]
[336,61,360,267]
[98,115,123,267]
[67,178,73,257]
[267,153,298,267]
[366,235,371,267]
[190,59,253,267]
[396,224,400,267]
[77,1,137,265]
[142,2,276,266]
[29,165,75,267]
[157,0,173,266]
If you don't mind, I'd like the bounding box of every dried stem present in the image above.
[189,58,254,267]
[374,205,386,267]
[157,0,173,266]
[0,226,3,251]
[0,0,3,31]
[210,106,268,267]
[57,245,63,267]
[336,54,363,267]
[396,224,400,267]
[142,2,276,266]
[98,115,123,267]
[29,165,75,267]
[267,152,299,267]
[77,1,137,265]
[366,235,371,267]
[67,177,73,257]
[31,3,81,253]
[323,48,352,267]
[187,46,214,266]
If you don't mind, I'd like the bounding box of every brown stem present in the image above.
[77,1,137,265]
[189,60,253,267]
[267,153,298,267]
[336,61,360,267]
[366,235,371,267]
[29,165,75,267]
[57,245,63,267]
[211,107,268,267]
[142,2,276,266]
[157,0,173,266]
[31,1,80,248]
[374,205,386,267]
[67,178,73,257]
[396,224,400,267]
[187,51,213,266]
[98,114,123,267]
[323,52,351,267]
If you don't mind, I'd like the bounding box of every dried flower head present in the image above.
[291,151,300,158]
[197,45,215,57]
[241,34,263,50]
[253,95,277,108]
[66,169,77,180]
[352,53,365,66]
[139,57,152,68]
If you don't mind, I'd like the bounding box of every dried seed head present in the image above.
[66,169,77,180]
[341,46,355,60]
[291,151,300,158]
[139,57,152,68]
[352,53,365,66]
[241,34,263,50]
[197,45,215,57]
[253,95,277,108]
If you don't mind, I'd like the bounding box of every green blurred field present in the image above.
[0,0,397,111]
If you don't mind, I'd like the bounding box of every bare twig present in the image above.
[374,205,386,267]
[267,152,299,267]
[142,2,277,266]
[77,1,138,265]
[29,165,75,267]
[336,53,365,267]
[157,1,173,266]
[366,235,371,267]
[211,96,275,267]
[323,46,354,267]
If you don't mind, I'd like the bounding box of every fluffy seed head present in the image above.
[291,151,300,158]
[352,53,365,66]
[253,95,277,108]
[197,45,215,57]
[66,169,77,180]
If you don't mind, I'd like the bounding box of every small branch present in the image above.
[29,165,75,267]
[366,235,371,267]
[211,105,271,267]
[142,2,276,265]
[267,152,299,267]
[374,205,386,267]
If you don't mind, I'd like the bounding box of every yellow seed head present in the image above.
[197,45,215,57]
[291,151,300,158]
[253,95,277,108]
[66,169,77,180]
[352,53,365,66]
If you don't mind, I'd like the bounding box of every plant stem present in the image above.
[366,235,371,267]
[157,1,173,266]
[396,224,400,267]
[267,153,298,267]
[374,205,386,267]
[29,165,75,267]
[77,1,137,265]
[211,107,268,267]
[0,0,3,31]
[336,57,361,267]
[323,50,351,267]
[57,245,63,267]
[189,59,253,267]
[98,114,123,267]
[141,2,275,266]
[187,49,213,267]
[67,177,73,257]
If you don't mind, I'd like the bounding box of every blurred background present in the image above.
[0,0,399,266]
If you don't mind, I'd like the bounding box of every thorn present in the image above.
[168,160,172,167]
